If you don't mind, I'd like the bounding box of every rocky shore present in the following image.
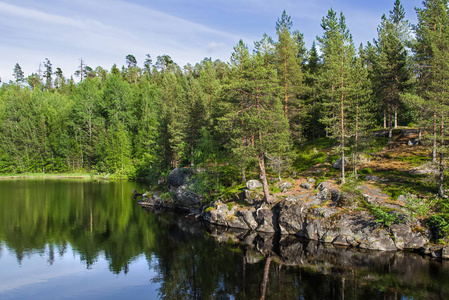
[138,168,449,259]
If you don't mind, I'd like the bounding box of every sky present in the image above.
[0,0,423,83]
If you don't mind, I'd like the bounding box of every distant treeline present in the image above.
[1,1,448,196]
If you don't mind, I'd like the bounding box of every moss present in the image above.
[205,206,215,213]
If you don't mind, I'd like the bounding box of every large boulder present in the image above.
[332,158,348,169]
[246,180,263,190]
[168,168,193,187]
[255,205,277,233]
[277,200,308,236]
[174,184,202,209]
[390,223,428,250]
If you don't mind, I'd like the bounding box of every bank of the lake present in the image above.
[1,179,449,299]
[139,167,448,258]
[0,173,111,180]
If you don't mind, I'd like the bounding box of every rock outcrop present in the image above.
[139,177,432,255]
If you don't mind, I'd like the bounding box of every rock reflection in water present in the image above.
[202,220,449,300]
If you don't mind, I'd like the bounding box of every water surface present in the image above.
[0,179,448,299]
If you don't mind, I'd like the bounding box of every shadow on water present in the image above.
[0,179,448,299]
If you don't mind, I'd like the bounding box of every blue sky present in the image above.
[1,0,422,83]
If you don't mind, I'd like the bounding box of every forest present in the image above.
[1,0,448,204]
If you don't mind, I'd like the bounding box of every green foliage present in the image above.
[370,205,401,229]
[404,194,435,219]
[359,168,373,175]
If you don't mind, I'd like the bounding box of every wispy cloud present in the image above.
[0,0,239,82]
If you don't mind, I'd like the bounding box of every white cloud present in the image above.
[208,42,226,52]
[0,0,240,82]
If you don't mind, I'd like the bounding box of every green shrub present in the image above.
[359,168,373,175]
[370,205,401,229]
[404,194,435,219]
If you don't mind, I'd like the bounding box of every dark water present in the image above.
[0,180,448,300]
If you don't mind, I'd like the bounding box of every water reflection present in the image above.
[0,179,448,299]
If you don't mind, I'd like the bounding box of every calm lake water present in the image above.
[1,179,449,299]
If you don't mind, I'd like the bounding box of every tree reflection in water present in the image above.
[0,180,449,299]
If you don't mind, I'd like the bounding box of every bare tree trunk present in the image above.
[439,153,444,198]
[258,150,271,204]
[354,102,359,177]
[383,109,387,128]
[241,169,246,183]
[340,63,345,185]
[388,104,393,145]
[394,109,398,128]
[439,115,445,198]
[433,112,437,163]
[418,112,422,141]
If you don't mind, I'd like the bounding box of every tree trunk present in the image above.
[354,103,359,176]
[439,114,445,198]
[388,104,393,145]
[439,152,444,198]
[258,150,271,204]
[241,169,246,183]
[394,109,398,128]
[284,51,288,118]
[433,112,437,163]
[340,59,345,185]
[383,109,387,128]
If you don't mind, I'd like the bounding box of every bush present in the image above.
[370,205,401,229]
[359,168,373,175]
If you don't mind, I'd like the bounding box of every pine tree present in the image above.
[221,40,290,203]
[54,68,65,90]
[317,9,356,184]
[275,10,305,142]
[414,0,449,197]
[351,45,373,176]
[12,63,24,84]
[371,0,412,144]
[302,41,323,140]
[43,58,53,92]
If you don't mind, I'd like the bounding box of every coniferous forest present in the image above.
[2,1,449,213]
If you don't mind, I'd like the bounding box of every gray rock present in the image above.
[314,182,342,206]
[332,158,348,169]
[365,175,389,182]
[284,196,300,203]
[239,208,258,230]
[407,139,420,146]
[317,181,331,191]
[279,181,292,189]
[390,223,428,250]
[409,163,438,175]
[300,182,313,190]
[168,168,192,187]
[174,184,202,208]
[255,206,276,233]
[362,193,378,205]
[246,179,263,190]
[443,246,449,259]
[358,228,397,251]
[307,178,316,183]
[239,189,259,204]
[277,200,308,236]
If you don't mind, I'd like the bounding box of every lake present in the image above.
[0,179,448,299]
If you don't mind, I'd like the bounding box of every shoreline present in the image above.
[0,173,109,180]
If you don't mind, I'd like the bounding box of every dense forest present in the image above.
[1,0,448,200]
